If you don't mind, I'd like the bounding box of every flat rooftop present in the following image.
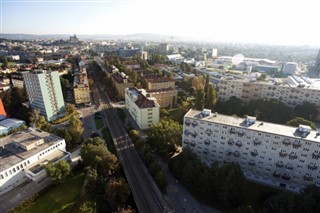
[185,109,320,143]
[0,128,64,171]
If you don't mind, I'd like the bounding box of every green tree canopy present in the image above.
[68,115,84,144]
[294,102,318,121]
[81,137,118,175]
[105,178,131,211]
[147,119,182,154]
[45,160,71,184]
[195,89,205,110]
[286,117,316,130]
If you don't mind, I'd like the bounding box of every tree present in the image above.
[204,84,218,110]
[147,119,182,155]
[68,115,84,144]
[219,163,247,208]
[65,103,76,115]
[29,108,52,131]
[54,128,73,149]
[105,178,131,211]
[45,160,71,184]
[195,89,205,110]
[263,191,296,213]
[154,171,168,192]
[294,102,318,121]
[79,201,97,213]
[286,117,316,130]
[60,77,70,99]
[81,137,118,175]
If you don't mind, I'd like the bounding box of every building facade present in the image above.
[125,87,159,130]
[283,62,297,75]
[145,76,177,108]
[111,72,134,99]
[0,128,70,195]
[10,71,27,89]
[73,61,90,105]
[23,70,65,121]
[182,109,320,192]
[218,76,320,109]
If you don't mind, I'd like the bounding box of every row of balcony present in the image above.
[273,172,291,180]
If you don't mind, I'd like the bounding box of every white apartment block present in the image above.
[23,70,65,121]
[0,128,70,195]
[125,87,160,130]
[182,109,320,192]
[283,62,297,75]
[218,75,320,109]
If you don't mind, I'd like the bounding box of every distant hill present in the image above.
[0,33,189,42]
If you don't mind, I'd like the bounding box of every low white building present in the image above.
[0,118,25,135]
[183,109,320,192]
[166,54,185,64]
[0,128,70,195]
[125,87,160,129]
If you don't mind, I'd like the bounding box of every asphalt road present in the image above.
[90,60,171,213]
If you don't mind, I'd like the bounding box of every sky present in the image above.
[1,0,320,46]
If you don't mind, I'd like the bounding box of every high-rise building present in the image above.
[311,49,320,77]
[283,62,297,75]
[212,48,218,58]
[23,70,65,121]
[183,109,320,192]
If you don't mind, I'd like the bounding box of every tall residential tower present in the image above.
[23,70,65,121]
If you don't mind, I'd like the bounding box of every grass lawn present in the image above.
[25,172,85,213]
[94,116,104,130]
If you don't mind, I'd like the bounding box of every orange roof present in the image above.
[0,98,7,117]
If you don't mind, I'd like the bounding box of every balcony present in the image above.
[238,131,245,136]
[312,152,320,159]
[191,132,197,138]
[230,128,236,134]
[233,151,240,157]
[282,174,291,181]
[273,171,281,178]
[226,151,232,156]
[251,151,258,157]
[203,149,209,155]
[248,160,255,166]
[184,139,190,145]
[184,120,191,126]
[293,141,301,148]
[283,139,291,145]
[253,139,261,145]
[235,141,242,147]
[279,151,288,157]
[304,175,313,181]
[204,139,211,145]
[228,139,234,145]
[205,129,212,136]
[184,129,190,136]
[308,164,318,170]
[190,141,196,147]
[192,120,198,127]
[285,164,294,170]
[276,161,284,168]
[289,153,298,159]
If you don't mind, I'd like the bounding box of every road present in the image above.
[91,59,171,213]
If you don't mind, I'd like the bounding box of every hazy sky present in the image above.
[1,0,320,46]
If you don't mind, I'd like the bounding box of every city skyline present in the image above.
[1,0,320,46]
